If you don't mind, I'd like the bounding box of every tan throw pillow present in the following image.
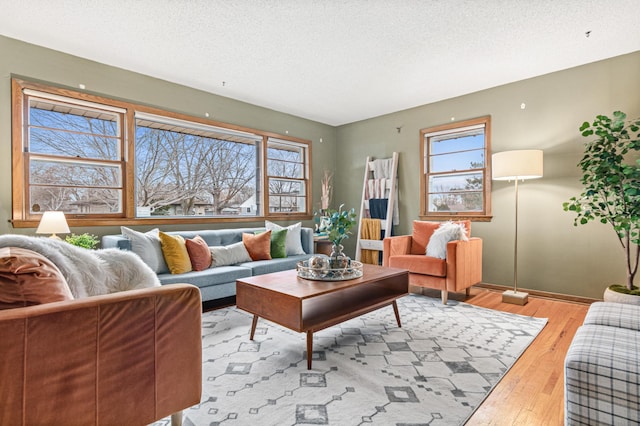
[158,232,192,274]
[0,247,73,310]
[242,231,272,261]
[185,235,212,271]
[209,242,252,267]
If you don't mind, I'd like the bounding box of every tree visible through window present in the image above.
[134,114,261,217]
[27,97,124,215]
[420,116,491,219]
[12,79,311,225]
[267,139,307,213]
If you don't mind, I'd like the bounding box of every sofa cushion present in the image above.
[158,265,252,288]
[239,254,312,276]
[243,231,272,261]
[260,229,288,259]
[582,301,640,331]
[0,247,73,310]
[266,221,305,256]
[159,232,192,274]
[185,235,212,271]
[121,227,169,274]
[388,254,446,277]
[209,242,252,267]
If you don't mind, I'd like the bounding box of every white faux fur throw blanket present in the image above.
[0,235,160,298]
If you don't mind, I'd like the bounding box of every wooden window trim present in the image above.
[419,116,493,221]
[11,78,312,228]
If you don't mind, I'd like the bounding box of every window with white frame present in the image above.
[12,78,311,226]
[420,116,491,219]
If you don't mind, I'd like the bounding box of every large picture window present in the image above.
[420,116,491,220]
[134,113,262,218]
[11,79,310,227]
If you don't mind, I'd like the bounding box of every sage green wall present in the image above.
[0,35,336,236]
[335,51,640,299]
[3,34,639,299]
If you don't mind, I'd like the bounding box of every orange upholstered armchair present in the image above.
[383,220,482,304]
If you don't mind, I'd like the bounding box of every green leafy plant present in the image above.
[563,111,640,294]
[325,204,357,247]
[65,233,99,250]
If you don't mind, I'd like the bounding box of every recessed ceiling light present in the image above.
[521,103,526,109]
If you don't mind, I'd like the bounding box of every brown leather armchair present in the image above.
[383,220,482,304]
[0,283,202,426]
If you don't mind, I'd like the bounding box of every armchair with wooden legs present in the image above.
[382,220,482,304]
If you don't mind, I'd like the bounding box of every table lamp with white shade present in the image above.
[492,150,543,305]
[36,211,70,240]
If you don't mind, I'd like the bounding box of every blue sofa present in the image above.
[102,227,315,302]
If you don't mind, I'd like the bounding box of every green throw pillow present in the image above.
[256,229,288,258]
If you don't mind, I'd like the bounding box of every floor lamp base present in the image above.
[502,290,529,305]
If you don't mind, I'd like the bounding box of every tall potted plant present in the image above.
[563,111,640,301]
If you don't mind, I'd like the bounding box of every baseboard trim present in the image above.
[475,282,598,305]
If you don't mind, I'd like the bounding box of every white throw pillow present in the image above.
[121,226,169,274]
[425,222,469,259]
[265,221,306,256]
[209,241,252,267]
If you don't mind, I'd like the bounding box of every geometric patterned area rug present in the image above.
[153,294,547,426]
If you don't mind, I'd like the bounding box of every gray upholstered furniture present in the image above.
[102,227,314,302]
[564,302,640,425]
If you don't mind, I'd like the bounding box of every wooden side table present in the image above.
[313,235,333,255]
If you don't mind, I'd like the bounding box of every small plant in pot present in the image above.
[325,204,357,268]
[563,111,640,302]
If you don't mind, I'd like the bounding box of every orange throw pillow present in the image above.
[242,231,272,261]
[0,247,73,310]
[185,235,212,271]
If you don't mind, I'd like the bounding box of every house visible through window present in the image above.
[26,94,125,216]
[420,116,491,220]
[134,113,263,218]
[12,78,311,226]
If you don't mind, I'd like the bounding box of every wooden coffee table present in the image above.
[236,264,409,369]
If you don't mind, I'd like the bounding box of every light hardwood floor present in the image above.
[215,286,590,425]
[423,287,591,425]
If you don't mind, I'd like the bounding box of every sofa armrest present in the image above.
[300,227,315,254]
[382,235,413,266]
[445,237,483,291]
[0,284,202,426]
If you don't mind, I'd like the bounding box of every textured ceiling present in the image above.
[1,0,639,126]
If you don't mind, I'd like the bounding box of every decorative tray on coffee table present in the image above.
[297,259,363,281]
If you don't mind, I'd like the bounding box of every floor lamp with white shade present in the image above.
[492,150,544,305]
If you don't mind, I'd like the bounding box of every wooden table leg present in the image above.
[392,301,402,328]
[306,330,313,370]
[249,314,259,340]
